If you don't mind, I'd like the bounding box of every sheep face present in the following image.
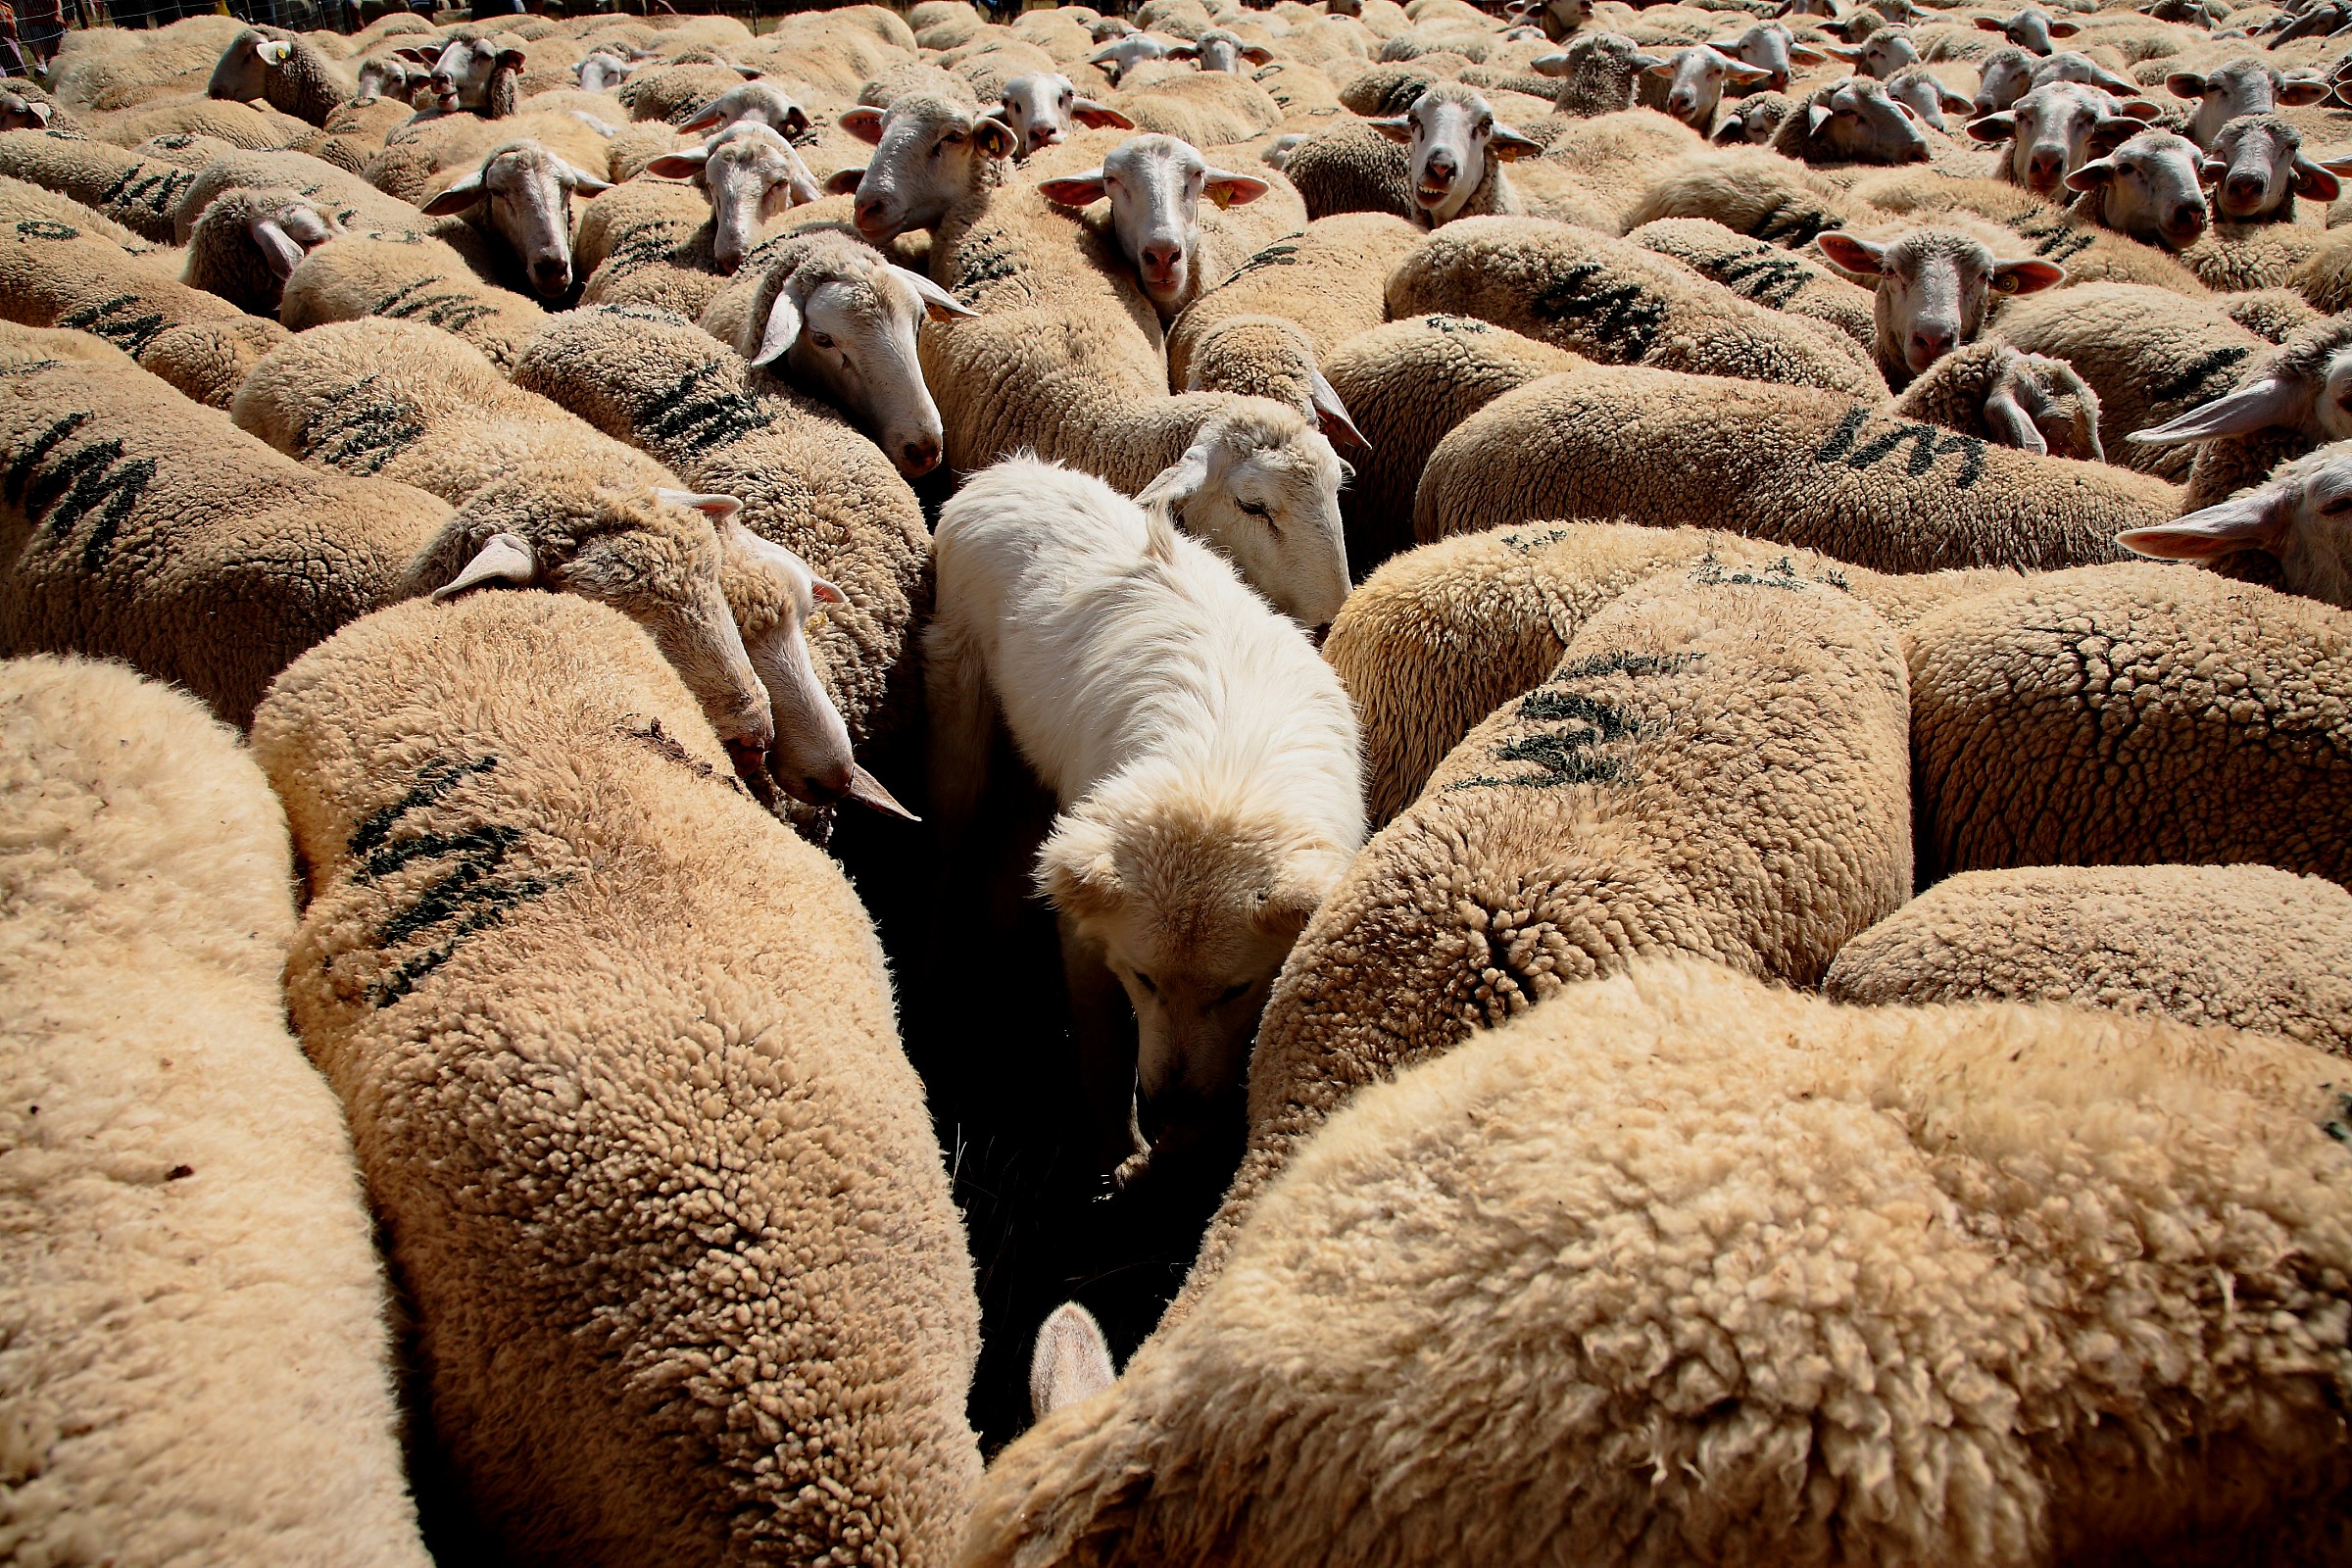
[425,36,524,116]
[1972,46,2034,118]
[234,194,343,307]
[421,141,608,298]
[676,80,809,141]
[2119,441,2352,609]
[998,72,1134,158]
[353,57,417,106]
[2131,345,2352,448]
[1715,22,1823,94]
[2203,114,2343,222]
[207,27,291,104]
[837,96,1015,244]
[1713,92,1791,143]
[1983,348,2104,459]
[1805,77,1932,164]
[2067,127,2207,251]
[1037,135,1271,313]
[1178,29,1274,73]
[1886,67,1969,132]
[1645,45,1772,128]
[0,89,53,129]
[1975,7,2078,56]
[1089,34,1173,84]
[1039,800,1338,1152]
[575,51,634,94]
[1817,227,2063,377]
[646,124,821,272]
[1369,86,1541,224]
[747,255,973,477]
[2167,59,2329,150]
[1827,27,1917,81]
[2031,51,2143,99]
[1970,81,2145,196]
[1134,405,1350,630]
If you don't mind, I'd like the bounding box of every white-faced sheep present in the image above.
[675,76,811,141]
[996,69,1134,156]
[2118,437,2352,608]
[2065,124,2211,250]
[1814,224,2066,383]
[975,957,2352,1568]
[1770,74,1935,165]
[836,90,1019,243]
[2201,112,2349,221]
[1358,79,1542,224]
[419,137,611,298]
[1966,79,2152,197]
[1908,563,2352,884]
[252,590,982,1566]
[1636,42,1774,130]
[418,29,526,118]
[2129,311,2352,505]
[1825,863,2352,1052]
[1883,63,1975,132]
[640,120,822,272]
[926,455,1363,1171]
[1036,131,1289,316]
[0,655,432,1568]
[2167,55,2332,147]
[1978,4,2082,55]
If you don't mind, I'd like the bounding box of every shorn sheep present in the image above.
[1,655,429,1568]
[973,958,2352,1568]
[926,456,1364,1172]
[254,590,983,1565]
[1824,863,2352,1053]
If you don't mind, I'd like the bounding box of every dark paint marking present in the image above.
[1528,261,1665,361]
[60,294,167,357]
[1814,404,1986,488]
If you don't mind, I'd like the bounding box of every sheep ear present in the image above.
[1037,169,1110,204]
[840,105,887,145]
[1642,58,1678,77]
[2046,17,2078,33]
[392,44,437,63]
[2116,494,2285,560]
[1808,101,1834,133]
[558,160,612,195]
[247,215,308,279]
[823,166,865,196]
[1975,14,2006,27]
[1788,42,1829,63]
[1253,865,1327,935]
[2064,156,2116,192]
[1036,815,1124,919]
[2278,74,2334,106]
[1308,368,1368,450]
[2115,99,2161,122]
[1990,256,2064,293]
[893,263,979,321]
[1070,97,1135,128]
[2128,373,2306,443]
[1489,122,1543,160]
[715,514,848,608]
[257,37,294,64]
[1982,379,2049,455]
[1532,50,1570,75]
[656,487,743,523]
[975,114,1019,160]
[751,285,803,367]
[1242,43,1276,63]
[1939,86,1973,112]
[2085,114,2141,152]
[2165,71,2207,99]
[1135,442,1211,512]
[1726,60,1775,83]
[2293,153,2343,200]
[1029,1302,1117,1422]
[1203,168,1270,207]
[845,762,919,820]
[1168,42,1200,59]
[2198,156,2228,185]
[1367,114,1416,144]
[418,169,486,216]
[1967,111,2016,141]
[433,530,536,600]
[645,147,710,178]
[1813,230,1887,275]
[677,96,727,131]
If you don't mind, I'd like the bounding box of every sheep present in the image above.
[279,228,549,374]
[1813,224,2066,383]
[1822,23,1922,80]
[1980,5,2083,55]
[1090,30,1179,83]
[0,128,195,242]
[1538,29,1660,117]
[1108,67,1287,146]
[205,26,354,127]
[1172,25,1277,72]
[1972,42,2041,114]
[1844,166,2211,294]
[1883,63,1974,131]
[181,184,344,315]
[0,337,449,726]
[1386,215,1887,396]
[573,176,729,319]
[2222,285,2324,343]
[2128,310,2352,504]
[1635,42,1773,129]
[1889,339,2105,459]
[1623,143,1864,246]
[2064,124,2212,250]
[673,78,812,144]
[1349,78,1543,224]
[250,590,982,1565]
[1769,73,1937,165]
[2201,110,2348,221]
[0,169,156,254]
[1908,563,2352,884]
[0,656,432,1568]
[1173,315,1371,451]
[1416,363,2164,571]
[0,77,76,134]
[640,121,821,272]
[995,69,1134,156]
[2168,54,2331,147]
[2117,437,2352,607]
[1629,215,1879,351]
[1166,210,1423,386]
[514,304,934,759]
[1164,557,1913,1320]
[835,91,1018,244]
[0,208,288,407]
[971,957,2352,1568]
[1710,19,1826,92]
[1966,79,2151,197]
[1272,115,1418,221]
[1825,864,2352,1052]
[168,144,447,247]
[574,48,640,94]
[420,29,525,118]
[419,138,610,299]
[1322,518,2021,824]
[1036,132,1296,318]
[925,454,1364,1171]
[1507,108,1706,230]
[922,181,1354,626]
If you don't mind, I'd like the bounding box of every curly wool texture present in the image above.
[0,170,158,252]
[169,145,441,243]
[93,97,313,152]
[1388,215,1887,396]
[1848,171,2211,296]
[0,127,201,241]
[0,205,287,406]
[1418,362,2155,570]
[49,16,248,112]
[962,958,2352,1568]
[1322,312,1581,576]
[2219,286,2322,344]
[514,306,930,745]
[1888,339,2102,459]
[2290,226,2352,314]
[0,656,429,1568]
[1626,214,1877,348]
[1167,562,1913,1321]
[179,183,314,315]
[1327,518,2020,825]
[1278,117,1416,223]
[1108,70,1285,146]
[1623,144,1865,248]
[2172,312,2352,512]
[574,175,724,316]
[1825,864,2352,1052]
[0,336,444,726]
[279,231,547,372]
[252,593,982,1567]
[2176,218,2330,293]
[1520,108,1704,230]
[1167,210,1424,389]
[1909,564,2352,886]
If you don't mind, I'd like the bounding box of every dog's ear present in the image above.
[1036,816,1124,920]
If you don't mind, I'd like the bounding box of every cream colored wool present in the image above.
[170,144,440,243]
[131,126,237,170]
[2291,225,2352,313]
[2221,286,2323,344]
[180,183,319,316]
[1523,107,1705,229]
[279,230,548,373]
[573,176,729,318]
[1172,312,1327,409]
[514,305,930,746]
[1165,210,1422,390]
[1110,69,1286,145]
[1388,215,1888,395]
[1250,56,1348,118]
[90,95,313,152]
[50,17,249,113]
[253,592,982,1567]
[621,61,770,125]
[1825,863,2352,1051]
[2169,219,2329,293]
[1323,312,1582,574]
[0,169,159,251]
[1169,560,1913,1318]
[1909,563,2352,885]
[1623,143,1865,247]
[964,958,2352,1568]
[1888,338,2104,460]
[0,338,446,725]
[1848,170,2212,295]
[1326,518,2017,823]
[1337,56,1467,115]
[1627,213,1877,347]
[0,126,201,241]
[1278,115,1417,221]
[0,656,430,1568]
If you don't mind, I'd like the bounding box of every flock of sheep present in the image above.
[4,0,2352,1558]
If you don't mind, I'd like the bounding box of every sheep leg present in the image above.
[1056,911,1147,1183]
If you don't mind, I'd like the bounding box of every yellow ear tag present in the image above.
[1993,274,2020,294]
[1209,185,1233,210]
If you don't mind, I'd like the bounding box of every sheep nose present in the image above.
[2225,173,2262,206]
[900,436,942,474]
[1141,241,1182,275]
[530,257,570,293]
[2168,204,2207,241]
[1908,328,1955,365]
[796,762,855,806]
[854,199,894,238]
[1425,153,1458,180]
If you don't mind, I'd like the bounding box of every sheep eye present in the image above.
[1240,499,1272,519]
[1135,972,1159,995]
[1214,982,1251,1004]
[2321,494,2352,514]
[808,331,835,349]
